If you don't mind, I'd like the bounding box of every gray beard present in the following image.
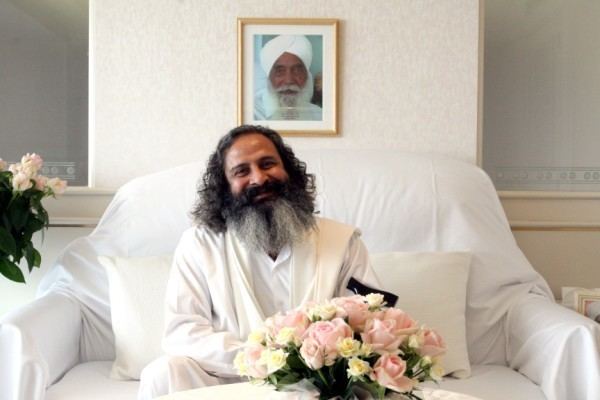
[226,197,315,255]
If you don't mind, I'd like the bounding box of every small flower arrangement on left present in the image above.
[0,154,67,283]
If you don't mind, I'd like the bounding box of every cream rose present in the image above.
[347,357,371,378]
[336,337,361,358]
[365,293,385,309]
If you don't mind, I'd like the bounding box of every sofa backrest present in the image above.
[39,149,552,365]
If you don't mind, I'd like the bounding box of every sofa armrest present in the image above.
[506,292,600,400]
[0,291,81,400]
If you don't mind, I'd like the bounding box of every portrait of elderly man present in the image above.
[254,35,323,121]
[137,125,381,399]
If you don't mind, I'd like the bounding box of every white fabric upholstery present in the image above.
[2,150,598,400]
[100,255,173,380]
[370,252,471,378]
[44,362,545,400]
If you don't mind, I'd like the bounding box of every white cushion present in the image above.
[99,255,172,380]
[370,251,471,378]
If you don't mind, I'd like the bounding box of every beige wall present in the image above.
[91,0,481,189]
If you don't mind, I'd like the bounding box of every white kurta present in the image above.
[162,217,378,377]
[138,218,379,399]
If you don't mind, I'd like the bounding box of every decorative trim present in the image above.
[49,217,99,228]
[510,220,600,231]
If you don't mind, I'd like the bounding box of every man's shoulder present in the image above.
[315,217,359,236]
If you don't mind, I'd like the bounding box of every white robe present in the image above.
[138,217,379,399]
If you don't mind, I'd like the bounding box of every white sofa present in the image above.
[1,150,599,400]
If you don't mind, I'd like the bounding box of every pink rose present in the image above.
[12,172,33,192]
[299,337,325,370]
[20,153,43,177]
[34,175,48,191]
[46,177,67,195]
[361,318,403,355]
[243,345,268,379]
[303,318,352,364]
[418,329,446,358]
[381,308,419,339]
[370,354,416,393]
[266,309,310,343]
[331,295,370,331]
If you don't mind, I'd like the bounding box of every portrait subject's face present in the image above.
[269,52,308,89]
[224,133,289,200]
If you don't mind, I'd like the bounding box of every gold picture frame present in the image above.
[237,18,339,136]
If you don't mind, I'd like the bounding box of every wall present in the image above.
[1,0,482,315]
[92,0,481,189]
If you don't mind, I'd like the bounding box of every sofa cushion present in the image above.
[371,252,471,378]
[45,362,544,400]
[45,361,139,400]
[100,255,172,380]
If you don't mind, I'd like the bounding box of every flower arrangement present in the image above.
[0,154,67,283]
[234,293,446,400]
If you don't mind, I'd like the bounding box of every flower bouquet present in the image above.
[0,154,67,283]
[234,293,446,399]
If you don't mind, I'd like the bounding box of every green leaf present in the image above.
[33,247,41,268]
[0,226,17,256]
[8,197,29,231]
[24,242,42,272]
[0,258,25,283]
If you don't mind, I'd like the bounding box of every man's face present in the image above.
[224,133,289,201]
[269,52,308,90]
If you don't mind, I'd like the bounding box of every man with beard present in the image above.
[254,35,323,121]
[138,125,380,399]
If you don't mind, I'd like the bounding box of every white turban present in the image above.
[260,35,313,75]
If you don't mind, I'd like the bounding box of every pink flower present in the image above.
[418,329,446,358]
[0,159,7,172]
[20,153,43,177]
[331,295,370,331]
[243,345,268,379]
[361,318,403,355]
[12,172,33,192]
[46,177,67,195]
[265,309,310,344]
[303,318,353,364]
[370,354,416,393]
[299,337,325,370]
[380,308,419,338]
[34,175,48,191]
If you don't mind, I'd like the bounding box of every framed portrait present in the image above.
[575,291,600,323]
[238,18,338,136]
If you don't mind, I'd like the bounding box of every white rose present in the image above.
[12,172,33,192]
[408,333,423,349]
[347,357,371,378]
[429,360,445,381]
[337,337,361,358]
[360,342,373,357]
[365,293,385,309]
[308,303,338,321]
[0,159,7,171]
[233,351,248,376]
[46,177,67,195]
[260,349,288,374]
[420,355,432,367]
[275,327,297,346]
[247,330,266,345]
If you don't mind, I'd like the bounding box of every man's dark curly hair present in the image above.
[191,125,316,232]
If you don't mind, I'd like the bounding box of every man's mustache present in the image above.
[275,84,301,94]
[238,180,286,205]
